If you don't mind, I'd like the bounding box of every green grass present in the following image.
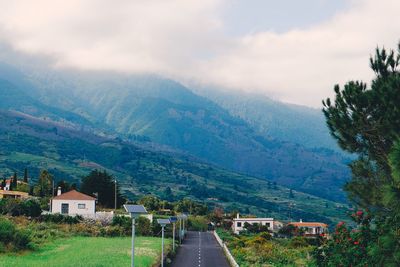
[0,236,171,267]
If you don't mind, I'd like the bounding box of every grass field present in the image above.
[0,236,171,267]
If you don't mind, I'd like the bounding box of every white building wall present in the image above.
[232,218,274,234]
[52,199,95,215]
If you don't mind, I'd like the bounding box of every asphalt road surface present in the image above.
[171,231,230,267]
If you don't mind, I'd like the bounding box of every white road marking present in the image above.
[198,232,202,267]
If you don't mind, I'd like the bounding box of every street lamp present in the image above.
[177,214,184,243]
[169,216,178,252]
[181,213,188,237]
[157,218,171,267]
[124,205,148,267]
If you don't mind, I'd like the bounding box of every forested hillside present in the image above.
[0,110,348,224]
[14,69,351,202]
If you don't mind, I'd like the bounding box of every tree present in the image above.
[23,168,28,183]
[81,170,125,208]
[289,189,294,198]
[55,180,73,194]
[319,43,400,266]
[163,186,174,202]
[10,172,17,191]
[323,44,400,210]
[138,195,161,211]
[33,170,53,197]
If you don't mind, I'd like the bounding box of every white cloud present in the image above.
[0,0,399,107]
[196,0,400,106]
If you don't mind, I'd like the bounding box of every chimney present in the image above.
[57,187,62,196]
[300,219,303,223]
[236,213,240,219]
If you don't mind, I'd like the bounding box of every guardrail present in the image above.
[213,231,239,267]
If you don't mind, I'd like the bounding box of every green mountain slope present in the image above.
[0,110,348,225]
[20,71,350,202]
[196,88,340,151]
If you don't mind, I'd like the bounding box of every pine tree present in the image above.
[81,170,125,208]
[23,168,28,183]
[319,42,400,266]
[33,170,53,197]
[11,172,17,190]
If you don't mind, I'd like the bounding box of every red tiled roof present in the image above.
[52,190,96,201]
[289,222,328,228]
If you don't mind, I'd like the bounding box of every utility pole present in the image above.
[114,178,117,210]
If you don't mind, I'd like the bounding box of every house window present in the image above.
[78,204,86,209]
[265,222,271,228]
[61,203,69,214]
[237,222,242,227]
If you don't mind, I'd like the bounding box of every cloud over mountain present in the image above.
[0,0,399,106]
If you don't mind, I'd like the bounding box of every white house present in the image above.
[51,189,96,216]
[289,220,329,236]
[232,213,274,234]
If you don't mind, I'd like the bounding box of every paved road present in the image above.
[171,231,230,267]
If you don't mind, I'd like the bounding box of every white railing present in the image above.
[213,231,239,267]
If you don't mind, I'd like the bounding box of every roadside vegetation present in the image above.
[216,228,316,266]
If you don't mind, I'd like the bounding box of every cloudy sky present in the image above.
[0,0,399,107]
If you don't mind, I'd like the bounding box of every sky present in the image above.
[0,0,399,107]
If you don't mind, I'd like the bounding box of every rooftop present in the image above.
[233,217,274,221]
[289,222,328,228]
[52,190,96,201]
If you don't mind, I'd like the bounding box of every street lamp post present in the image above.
[124,205,148,267]
[157,219,171,267]
[169,216,178,252]
[182,213,188,237]
[114,179,117,210]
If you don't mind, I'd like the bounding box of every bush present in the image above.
[188,216,208,231]
[0,218,15,244]
[289,236,309,248]
[0,199,42,217]
[38,214,82,224]
[0,217,32,252]
[13,230,32,250]
[20,199,42,217]
[137,217,152,236]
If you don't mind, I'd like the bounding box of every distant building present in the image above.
[0,178,29,191]
[51,189,96,216]
[232,213,274,234]
[0,190,29,199]
[289,220,328,236]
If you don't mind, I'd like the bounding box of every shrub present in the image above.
[38,214,82,224]
[289,236,309,248]
[13,230,32,250]
[0,217,15,244]
[0,199,42,217]
[20,199,42,217]
[0,217,32,252]
[137,217,152,236]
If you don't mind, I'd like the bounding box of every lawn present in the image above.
[0,236,171,267]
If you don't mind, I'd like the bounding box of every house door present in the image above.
[61,203,69,214]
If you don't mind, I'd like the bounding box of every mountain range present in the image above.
[0,63,350,210]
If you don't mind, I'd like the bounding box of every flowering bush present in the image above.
[313,210,391,266]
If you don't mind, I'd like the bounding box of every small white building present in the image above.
[232,214,274,234]
[289,220,329,236]
[51,189,96,216]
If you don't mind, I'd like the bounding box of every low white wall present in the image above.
[213,231,239,267]
[52,199,95,215]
